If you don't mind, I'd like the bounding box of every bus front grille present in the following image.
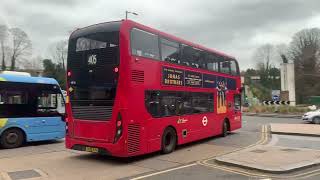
[128,124,140,154]
[72,106,113,121]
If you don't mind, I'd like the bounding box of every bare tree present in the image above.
[50,40,68,70]
[288,28,320,103]
[253,44,277,72]
[0,25,8,70]
[9,28,32,70]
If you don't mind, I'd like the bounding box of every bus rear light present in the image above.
[114,67,119,73]
[117,120,122,127]
[114,112,123,143]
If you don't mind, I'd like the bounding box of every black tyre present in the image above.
[0,128,24,149]
[313,117,320,124]
[161,127,177,154]
[221,120,228,137]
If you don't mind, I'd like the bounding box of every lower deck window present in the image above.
[145,91,213,117]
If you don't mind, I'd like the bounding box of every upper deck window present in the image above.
[131,28,160,59]
[160,38,180,64]
[230,60,239,76]
[76,37,107,52]
[220,59,231,74]
[181,45,203,68]
[206,53,220,72]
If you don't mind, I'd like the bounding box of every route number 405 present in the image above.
[88,54,97,65]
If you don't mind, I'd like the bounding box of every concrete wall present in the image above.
[280,63,296,106]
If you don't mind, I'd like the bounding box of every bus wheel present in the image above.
[0,128,24,149]
[161,127,177,154]
[221,120,229,137]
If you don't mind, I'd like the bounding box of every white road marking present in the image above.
[130,163,197,180]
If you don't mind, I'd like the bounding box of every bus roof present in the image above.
[0,74,59,85]
[69,20,236,60]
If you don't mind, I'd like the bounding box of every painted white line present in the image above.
[130,163,197,180]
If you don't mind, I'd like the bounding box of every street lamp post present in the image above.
[125,11,138,20]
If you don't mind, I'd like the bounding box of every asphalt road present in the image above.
[126,116,320,180]
[1,116,319,180]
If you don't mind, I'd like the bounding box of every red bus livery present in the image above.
[65,20,242,157]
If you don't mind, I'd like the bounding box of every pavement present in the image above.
[244,112,302,119]
[212,123,320,174]
[270,123,320,136]
[215,145,320,173]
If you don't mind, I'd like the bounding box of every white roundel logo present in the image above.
[202,116,208,126]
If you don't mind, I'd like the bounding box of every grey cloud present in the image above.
[28,0,80,7]
[1,0,320,69]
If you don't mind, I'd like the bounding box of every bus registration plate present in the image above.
[85,147,99,153]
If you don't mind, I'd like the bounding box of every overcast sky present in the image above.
[1,0,320,70]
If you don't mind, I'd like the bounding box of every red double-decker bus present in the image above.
[65,20,242,157]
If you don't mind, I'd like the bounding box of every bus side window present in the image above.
[181,45,202,68]
[191,93,213,113]
[220,59,231,74]
[234,94,241,111]
[180,92,193,115]
[205,53,219,72]
[160,38,180,64]
[181,45,192,67]
[131,28,160,60]
[145,91,160,117]
[159,92,177,117]
[230,60,239,76]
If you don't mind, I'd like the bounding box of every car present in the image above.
[302,109,320,124]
